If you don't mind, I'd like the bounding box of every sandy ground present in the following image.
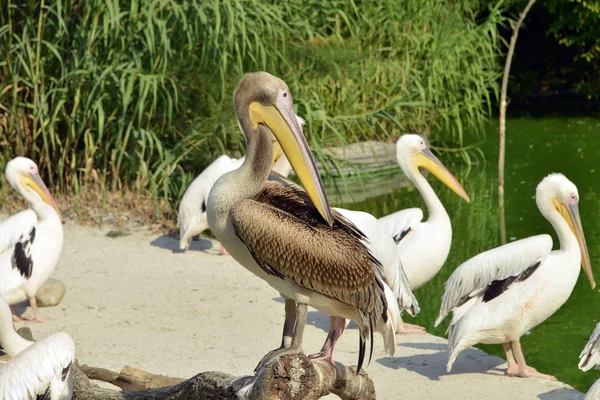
[11,220,585,400]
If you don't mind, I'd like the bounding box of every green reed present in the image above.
[0,0,505,212]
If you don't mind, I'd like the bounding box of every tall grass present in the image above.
[0,0,504,212]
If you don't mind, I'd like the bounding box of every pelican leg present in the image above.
[503,342,519,376]
[10,305,25,322]
[507,339,556,380]
[254,302,307,372]
[396,317,427,334]
[29,297,51,323]
[308,316,346,364]
[253,298,297,372]
[281,298,297,348]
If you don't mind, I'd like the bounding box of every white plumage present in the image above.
[579,323,600,399]
[436,173,595,379]
[0,295,75,400]
[586,380,600,400]
[178,155,245,250]
[0,157,63,322]
[435,235,552,327]
[580,323,600,372]
[378,134,469,292]
[178,145,294,252]
[335,208,419,318]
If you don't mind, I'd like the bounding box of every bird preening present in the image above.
[1,157,64,323]
[1,70,598,399]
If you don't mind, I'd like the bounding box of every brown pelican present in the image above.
[436,173,594,379]
[0,157,63,322]
[207,72,390,371]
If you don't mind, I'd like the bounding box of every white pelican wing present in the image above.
[0,210,38,293]
[334,208,419,316]
[580,323,600,372]
[0,210,37,256]
[435,234,553,327]
[177,155,244,249]
[586,379,600,400]
[0,332,75,400]
[378,208,423,245]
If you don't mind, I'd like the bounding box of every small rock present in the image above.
[36,278,66,307]
[106,229,130,238]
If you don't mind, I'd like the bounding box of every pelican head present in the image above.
[537,173,594,289]
[5,157,62,221]
[234,72,333,225]
[396,134,470,202]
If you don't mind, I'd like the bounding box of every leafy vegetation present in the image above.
[503,0,600,106]
[0,0,504,213]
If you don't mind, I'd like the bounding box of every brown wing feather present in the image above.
[231,177,387,332]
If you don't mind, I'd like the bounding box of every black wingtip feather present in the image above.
[11,227,36,279]
[393,227,411,244]
[482,261,541,303]
[357,336,365,375]
[368,317,375,367]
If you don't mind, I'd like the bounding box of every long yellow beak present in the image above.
[19,172,63,221]
[248,101,334,226]
[555,199,595,289]
[414,148,470,202]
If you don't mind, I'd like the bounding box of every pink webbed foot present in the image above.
[396,321,427,335]
[219,244,230,256]
[506,365,556,380]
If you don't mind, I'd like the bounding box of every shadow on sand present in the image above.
[537,388,584,400]
[150,234,215,253]
[9,300,29,320]
[377,346,505,381]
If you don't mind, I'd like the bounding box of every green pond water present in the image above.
[328,117,600,393]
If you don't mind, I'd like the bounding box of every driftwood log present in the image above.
[74,354,376,400]
[79,364,185,391]
[8,327,375,399]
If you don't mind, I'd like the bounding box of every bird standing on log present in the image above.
[207,72,391,371]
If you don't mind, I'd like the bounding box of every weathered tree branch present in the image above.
[498,0,537,245]
[79,364,184,391]
[73,354,375,400]
[10,326,375,399]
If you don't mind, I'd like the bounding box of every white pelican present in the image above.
[1,157,63,322]
[378,134,470,333]
[0,295,75,399]
[307,207,419,363]
[207,72,393,372]
[579,322,600,399]
[436,173,595,379]
[178,153,292,253]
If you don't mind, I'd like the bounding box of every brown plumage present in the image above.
[232,174,388,347]
[207,72,389,373]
